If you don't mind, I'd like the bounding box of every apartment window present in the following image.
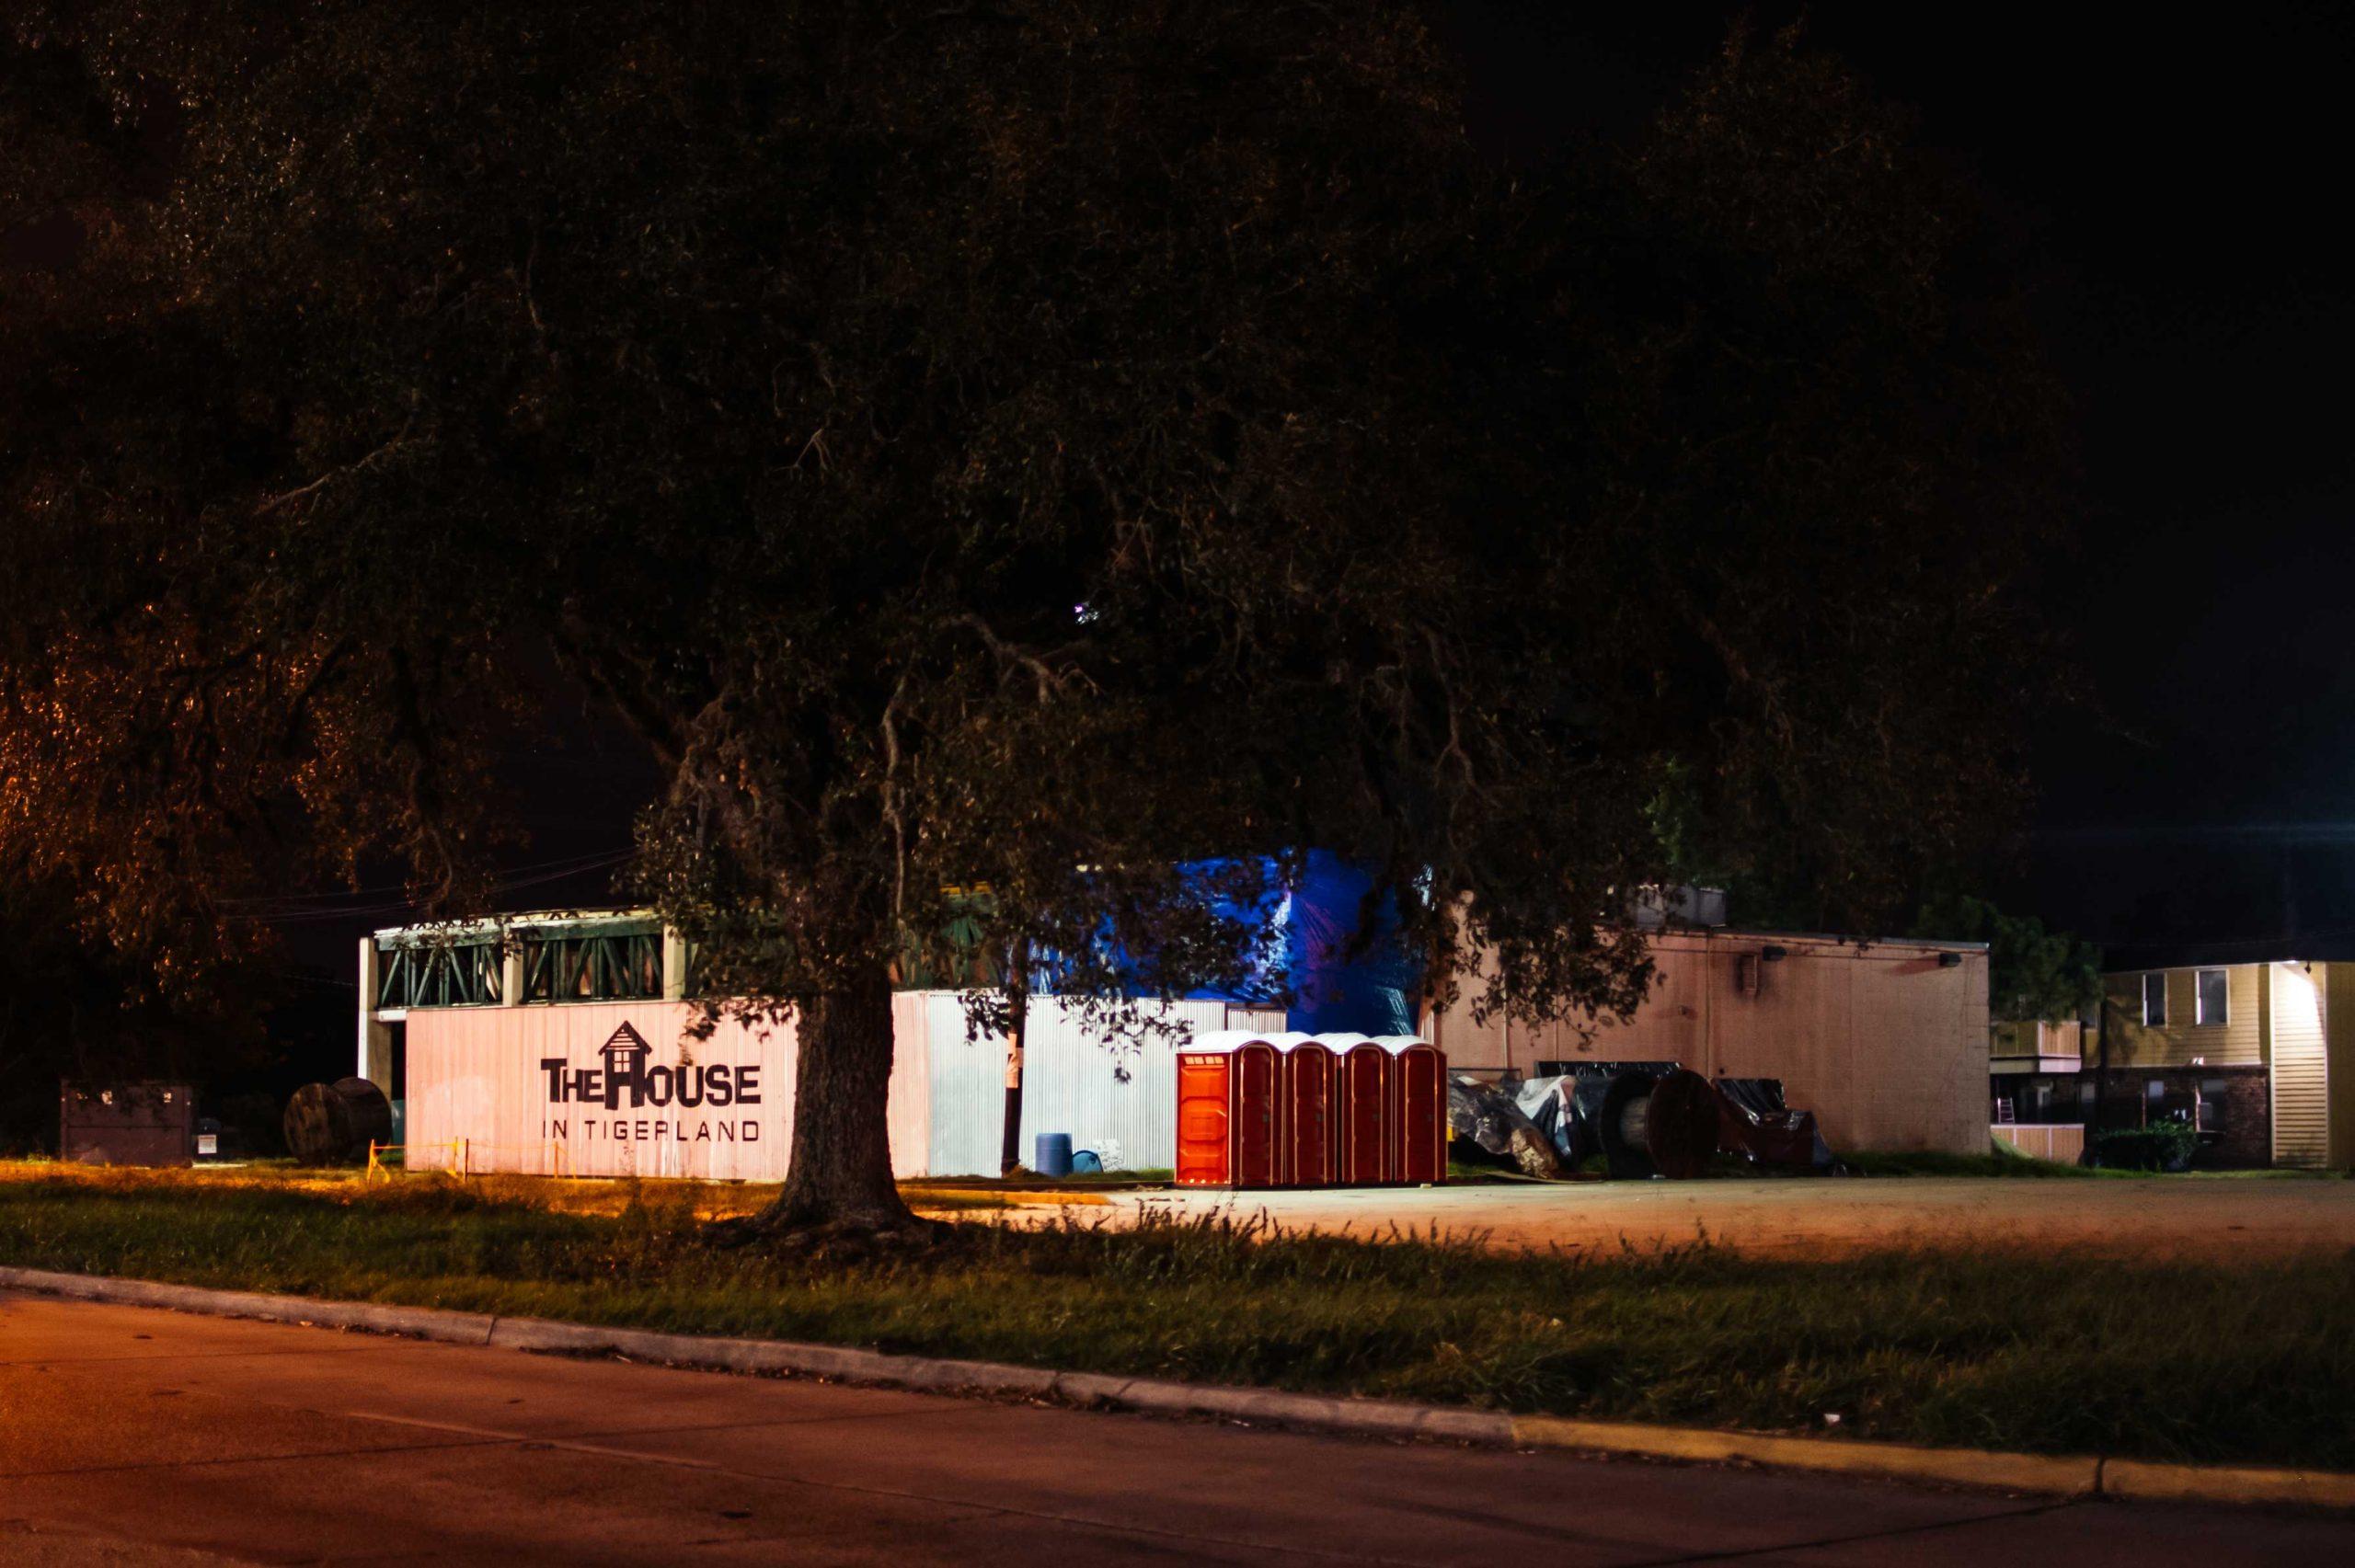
[2195,968,2229,1025]
[2199,1078,2229,1133]
[2141,971,2166,1025]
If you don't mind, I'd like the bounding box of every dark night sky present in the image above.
[1442,2,2355,957]
[316,2,2355,963]
[40,4,2346,982]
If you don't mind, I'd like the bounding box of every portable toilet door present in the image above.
[1280,1039,1337,1187]
[1175,1035,1281,1189]
[1381,1037,1447,1186]
[1334,1039,1393,1185]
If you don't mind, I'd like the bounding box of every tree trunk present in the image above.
[760,963,914,1231]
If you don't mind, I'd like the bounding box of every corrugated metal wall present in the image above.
[404,992,1278,1181]
[407,1001,798,1181]
[888,992,934,1180]
[406,998,940,1181]
[921,994,1002,1177]
[923,996,1283,1175]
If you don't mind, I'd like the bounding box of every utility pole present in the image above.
[999,937,1030,1176]
[2090,990,2110,1153]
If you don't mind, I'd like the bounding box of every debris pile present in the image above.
[1445,1074,1568,1179]
[1451,1061,1833,1179]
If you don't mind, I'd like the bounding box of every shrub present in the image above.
[2093,1123,2200,1172]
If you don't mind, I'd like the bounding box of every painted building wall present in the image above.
[1424,932,1989,1153]
[2269,961,2329,1168]
[2099,964,2265,1069]
[2328,963,2355,1169]
[1990,1019,2085,1066]
[2093,959,2354,1169]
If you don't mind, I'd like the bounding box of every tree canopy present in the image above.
[1912,895,2101,1024]
[2,6,2068,1219]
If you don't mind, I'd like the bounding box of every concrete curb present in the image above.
[5,1265,2349,1511]
[1511,1414,2099,1497]
[2098,1458,2355,1512]
[1,1266,502,1346]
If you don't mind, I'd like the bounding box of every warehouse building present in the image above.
[1424,920,1992,1154]
[359,879,1995,1173]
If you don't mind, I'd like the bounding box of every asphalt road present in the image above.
[1,1291,2344,1565]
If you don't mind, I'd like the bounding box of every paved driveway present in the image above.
[1094,1174,2355,1257]
[4,1290,2349,1565]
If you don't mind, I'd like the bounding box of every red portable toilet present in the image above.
[1333,1039,1393,1185]
[1380,1036,1447,1186]
[1278,1038,1337,1187]
[1176,1034,1281,1188]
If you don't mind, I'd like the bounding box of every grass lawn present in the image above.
[4,1162,2351,1471]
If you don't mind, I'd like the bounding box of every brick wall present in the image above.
[2088,1065,2270,1169]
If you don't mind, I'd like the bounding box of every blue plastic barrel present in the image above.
[1071,1149,1103,1174]
[1034,1132,1074,1177]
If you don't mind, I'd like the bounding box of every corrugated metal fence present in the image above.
[405,992,1281,1181]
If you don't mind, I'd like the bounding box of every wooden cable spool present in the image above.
[1597,1070,1658,1179]
[283,1077,394,1164]
[1597,1066,1724,1180]
[1642,1069,1725,1180]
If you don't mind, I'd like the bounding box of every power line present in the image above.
[225,849,639,925]
[220,847,634,909]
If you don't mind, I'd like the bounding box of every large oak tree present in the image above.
[2,6,2065,1228]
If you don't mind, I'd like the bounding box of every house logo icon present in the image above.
[601,1023,652,1076]
[597,1024,652,1109]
